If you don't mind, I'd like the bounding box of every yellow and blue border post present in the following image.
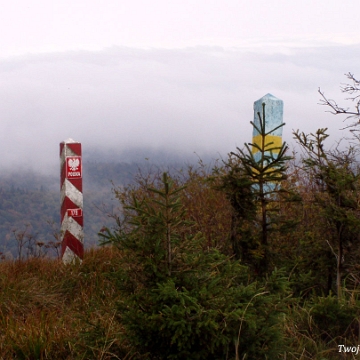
[252,93,284,162]
[252,93,284,194]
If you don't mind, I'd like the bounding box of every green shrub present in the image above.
[101,173,290,359]
[311,295,359,342]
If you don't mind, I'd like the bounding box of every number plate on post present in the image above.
[67,208,83,217]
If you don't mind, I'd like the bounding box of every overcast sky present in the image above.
[1,0,360,172]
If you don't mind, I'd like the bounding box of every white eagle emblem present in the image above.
[68,158,80,171]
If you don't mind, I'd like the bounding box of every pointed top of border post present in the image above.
[62,138,78,144]
[253,93,284,137]
[60,138,82,157]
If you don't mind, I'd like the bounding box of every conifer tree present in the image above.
[217,103,294,275]
[294,128,360,298]
[99,171,289,359]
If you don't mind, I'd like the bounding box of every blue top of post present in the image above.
[253,93,284,137]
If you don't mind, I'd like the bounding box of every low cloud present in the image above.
[0,44,358,173]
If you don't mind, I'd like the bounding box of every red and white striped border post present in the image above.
[60,138,84,264]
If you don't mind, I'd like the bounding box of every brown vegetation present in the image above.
[0,247,128,359]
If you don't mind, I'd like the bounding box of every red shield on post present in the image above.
[66,156,82,179]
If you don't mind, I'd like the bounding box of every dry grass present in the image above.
[0,245,357,359]
[0,247,127,359]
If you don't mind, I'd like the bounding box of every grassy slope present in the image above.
[0,247,355,360]
[0,247,129,360]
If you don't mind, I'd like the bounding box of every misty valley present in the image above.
[0,160,141,259]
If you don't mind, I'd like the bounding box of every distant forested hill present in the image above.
[0,161,145,259]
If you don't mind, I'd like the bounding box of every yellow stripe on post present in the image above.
[251,134,283,154]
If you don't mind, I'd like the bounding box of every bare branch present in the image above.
[318,73,360,130]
